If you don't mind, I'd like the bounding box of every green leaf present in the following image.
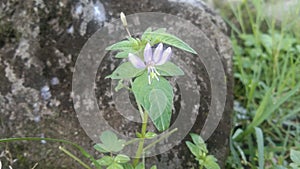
[190,133,204,145]
[260,34,272,54]
[290,163,300,169]
[136,132,143,138]
[106,62,145,80]
[291,150,300,164]
[115,51,131,58]
[186,141,200,158]
[149,89,168,124]
[156,62,184,76]
[255,127,264,169]
[106,40,134,51]
[240,34,256,47]
[100,130,118,146]
[94,143,110,153]
[132,73,173,131]
[135,163,145,169]
[189,133,207,153]
[98,130,126,152]
[296,45,300,53]
[97,156,114,166]
[203,155,220,169]
[150,165,157,169]
[141,28,153,40]
[108,163,124,169]
[145,132,157,139]
[115,154,130,164]
[142,31,197,54]
[123,163,134,169]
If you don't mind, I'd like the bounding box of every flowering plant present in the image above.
[105,12,197,131]
[0,12,220,169]
[90,12,220,169]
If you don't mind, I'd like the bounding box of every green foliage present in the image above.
[96,154,131,169]
[105,21,197,166]
[144,132,157,139]
[132,73,173,131]
[186,133,220,169]
[135,163,145,169]
[141,28,197,54]
[106,62,145,79]
[150,165,157,169]
[97,156,114,166]
[106,61,184,80]
[290,150,300,169]
[156,62,184,76]
[115,154,131,164]
[106,28,197,60]
[219,0,300,168]
[255,127,264,169]
[94,130,126,153]
[128,162,156,169]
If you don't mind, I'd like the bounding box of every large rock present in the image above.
[0,0,232,168]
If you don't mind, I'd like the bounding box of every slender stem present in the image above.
[137,102,144,121]
[125,26,132,38]
[143,128,178,151]
[59,146,92,169]
[31,163,38,169]
[142,151,145,167]
[124,138,140,146]
[133,111,148,166]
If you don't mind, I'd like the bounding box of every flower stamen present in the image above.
[147,66,160,84]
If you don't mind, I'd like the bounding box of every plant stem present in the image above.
[143,128,178,151]
[124,138,140,146]
[137,102,144,121]
[59,146,92,169]
[125,27,132,38]
[133,111,148,166]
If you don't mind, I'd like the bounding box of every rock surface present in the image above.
[0,0,232,168]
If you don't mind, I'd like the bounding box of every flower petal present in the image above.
[156,47,172,65]
[153,43,163,63]
[128,53,146,69]
[144,43,152,63]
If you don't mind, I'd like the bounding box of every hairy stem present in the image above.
[133,111,148,166]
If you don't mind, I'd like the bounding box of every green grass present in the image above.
[218,0,300,168]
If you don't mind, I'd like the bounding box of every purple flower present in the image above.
[128,43,172,84]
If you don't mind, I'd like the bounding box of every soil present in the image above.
[0,0,232,168]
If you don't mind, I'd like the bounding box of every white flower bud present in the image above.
[120,12,127,27]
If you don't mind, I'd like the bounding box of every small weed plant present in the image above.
[0,13,220,169]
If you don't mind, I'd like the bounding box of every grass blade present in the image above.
[236,82,300,140]
[59,146,92,169]
[0,137,101,168]
[255,127,264,169]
